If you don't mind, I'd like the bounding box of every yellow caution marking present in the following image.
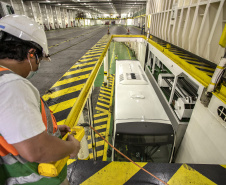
[100,90,111,95]
[63,67,94,77]
[97,102,109,108]
[102,87,111,92]
[86,50,103,54]
[185,60,205,65]
[72,61,97,69]
[81,162,147,185]
[78,57,99,62]
[88,140,105,149]
[57,119,66,125]
[67,159,77,166]
[94,117,108,124]
[110,42,116,70]
[168,164,216,185]
[51,74,89,88]
[94,113,108,118]
[191,65,215,71]
[89,150,104,159]
[81,53,102,58]
[87,131,105,140]
[99,94,111,99]
[43,84,84,100]
[96,106,108,113]
[98,97,110,104]
[49,97,77,113]
[93,124,107,131]
[221,165,226,168]
[103,76,115,161]
[204,71,214,76]
[217,66,224,69]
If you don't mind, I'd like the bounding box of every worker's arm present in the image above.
[12,131,80,163]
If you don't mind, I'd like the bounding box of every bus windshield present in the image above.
[114,133,174,163]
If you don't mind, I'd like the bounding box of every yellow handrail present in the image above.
[64,36,113,128]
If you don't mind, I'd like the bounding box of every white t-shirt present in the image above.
[0,72,46,144]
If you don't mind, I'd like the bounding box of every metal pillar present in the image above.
[104,50,109,86]
[87,95,96,160]
[169,75,179,104]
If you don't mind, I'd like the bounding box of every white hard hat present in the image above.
[0,14,49,59]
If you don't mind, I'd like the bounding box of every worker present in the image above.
[141,23,145,34]
[0,15,80,185]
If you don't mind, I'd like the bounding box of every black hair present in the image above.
[0,31,43,61]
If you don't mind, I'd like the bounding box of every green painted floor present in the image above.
[94,41,137,88]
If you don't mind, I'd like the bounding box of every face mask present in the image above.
[26,58,40,79]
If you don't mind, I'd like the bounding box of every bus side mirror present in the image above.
[107,149,112,158]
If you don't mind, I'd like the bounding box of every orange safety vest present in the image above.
[0,67,60,157]
[0,67,66,185]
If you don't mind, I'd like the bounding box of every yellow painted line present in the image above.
[93,124,107,131]
[192,65,215,71]
[92,46,106,50]
[86,50,103,54]
[100,90,111,95]
[81,53,102,58]
[81,162,147,185]
[87,131,105,140]
[203,71,214,76]
[110,42,116,70]
[63,67,94,77]
[57,119,66,125]
[94,113,108,118]
[185,60,205,65]
[221,165,226,168]
[98,97,110,104]
[49,97,77,113]
[43,84,84,100]
[67,159,77,166]
[102,87,111,92]
[89,150,104,159]
[94,117,108,124]
[178,56,199,61]
[88,140,105,149]
[99,94,111,99]
[168,164,216,185]
[51,74,89,88]
[79,57,99,62]
[71,61,97,69]
[103,76,114,161]
[97,102,109,108]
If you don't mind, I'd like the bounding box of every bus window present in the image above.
[114,133,174,163]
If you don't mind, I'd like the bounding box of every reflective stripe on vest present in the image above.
[0,67,65,185]
[40,97,61,137]
[6,173,44,185]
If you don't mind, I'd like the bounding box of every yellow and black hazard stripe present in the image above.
[150,35,216,77]
[88,75,114,160]
[68,160,226,184]
[42,35,111,125]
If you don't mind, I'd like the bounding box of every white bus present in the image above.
[113,60,175,163]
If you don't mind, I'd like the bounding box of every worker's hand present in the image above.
[58,125,71,137]
[67,134,80,158]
